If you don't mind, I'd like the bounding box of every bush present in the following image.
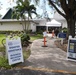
[0,57,11,69]
[36,30,43,34]
[21,34,30,42]
[0,48,31,69]
[23,49,31,60]
[20,33,30,47]
[62,27,68,33]
[0,30,21,34]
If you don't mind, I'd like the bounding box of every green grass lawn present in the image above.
[0,33,43,69]
[0,34,6,46]
[30,34,43,41]
[0,34,43,45]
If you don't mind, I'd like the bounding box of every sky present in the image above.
[0,0,17,17]
[0,0,54,18]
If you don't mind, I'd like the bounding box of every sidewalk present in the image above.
[25,38,76,73]
[0,38,76,75]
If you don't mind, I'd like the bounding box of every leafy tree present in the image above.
[48,0,76,37]
[0,14,2,18]
[0,2,2,18]
[31,0,76,37]
[12,0,37,32]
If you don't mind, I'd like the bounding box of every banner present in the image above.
[6,37,24,65]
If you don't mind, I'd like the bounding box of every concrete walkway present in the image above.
[0,38,76,75]
[25,38,76,73]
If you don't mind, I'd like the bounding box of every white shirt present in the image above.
[43,31,47,37]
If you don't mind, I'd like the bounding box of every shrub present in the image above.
[37,30,43,34]
[0,57,11,69]
[0,48,31,69]
[20,33,30,47]
[62,27,68,33]
[0,30,21,34]
[21,34,30,42]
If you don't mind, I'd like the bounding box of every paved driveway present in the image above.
[0,38,76,75]
[25,38,76,74]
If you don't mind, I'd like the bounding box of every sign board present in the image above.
[6,37,24,65]
[58,32,66,45]
[67,38,76,61]
[58,32,66,38]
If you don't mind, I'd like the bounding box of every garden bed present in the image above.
[0,44,31,69]
[54,39,68,52]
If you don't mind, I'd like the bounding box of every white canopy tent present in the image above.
[46,19,61,31]
[46,19,61,27]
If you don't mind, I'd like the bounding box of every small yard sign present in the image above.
[6,37,24,65]
[67,38,76,61]
[58,32,66,38]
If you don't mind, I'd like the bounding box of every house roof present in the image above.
[0,18,46,24]
[1,8,47,24]
[53,12,65,21]
[2,8,16,19]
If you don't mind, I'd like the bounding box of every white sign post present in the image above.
[6,37,24,65]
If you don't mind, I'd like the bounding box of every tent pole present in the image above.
[46,26,48,32]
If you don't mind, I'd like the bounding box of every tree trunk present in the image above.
[23,17,26,33]
[24,19,26,32]
[66,18,75,38]
[26,14,30,33]
[27,16,30,33]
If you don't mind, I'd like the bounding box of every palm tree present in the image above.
[12,0,37,33]
[23,0,37,32]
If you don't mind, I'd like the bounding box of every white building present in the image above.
[0,8,62,32]
[0,8,47,32]
[53,12,67,28]
[0,18,47,32]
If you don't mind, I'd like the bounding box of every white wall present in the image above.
[30,19,46,32]
[30,23,36,32]
[0,22,23,31]
[38,20,46,26]
[0,19,46,32]
[0,21,31,31]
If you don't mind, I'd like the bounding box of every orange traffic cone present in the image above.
[42,37,47,47]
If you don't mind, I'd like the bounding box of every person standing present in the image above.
[52,30,55,38]
[55,28,59,38]
[43,30,47,37]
